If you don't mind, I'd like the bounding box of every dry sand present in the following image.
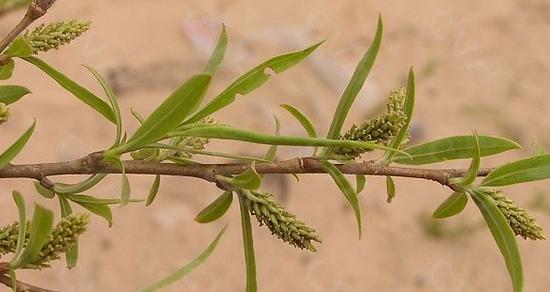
[1,0,550,291]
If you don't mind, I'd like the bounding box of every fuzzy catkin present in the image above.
[241,190,321,252]
[331,87,408,159]
[0,222,23,256]
[0,103,8,125]
[489,191,545,240]
[30,214,89,268]
[25,20,91,53]
[174,117,216,157]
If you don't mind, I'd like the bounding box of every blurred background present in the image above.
[1,0,550,291]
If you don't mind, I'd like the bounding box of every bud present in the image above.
[241,190,321,252]
[489,191,545,240]
[25,20,91,53]
[331,87,408,159]
[29,214,89,268]
[0,103,9,125]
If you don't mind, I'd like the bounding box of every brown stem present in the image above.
[0,153,492,190]
[0,274,58,292]
[0,0,56,59]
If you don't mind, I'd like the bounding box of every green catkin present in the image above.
[174,117,216,157]
[488,191,545,241]
[241,190,321,252]
[25,20,91,53]
[0,222,23,256]
[331,87,408,159]
[0,103,8,125]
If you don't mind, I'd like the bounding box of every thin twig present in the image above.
[0,152,492,190]
[0,0,56,59]
[0,274,58,292]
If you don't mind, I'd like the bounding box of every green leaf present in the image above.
[3,37,33,58]
[21,56,116,123]
[385,176,396,203]
[121,171,131,206]
[218,162,262,190]
[325,15,382,142]
[62,193,128,205]
[53,174,107,194]
[0,85,31,105]
[57,195,78,269]
[10,204,54,269]
[356,175,366,194]
[33,181,56,199]
[481,153,550,187]
[0,59,15,80]
[186,41,322,123]
[112,74,211,153]
[458,131,481,186]
[84,65,123,148]
[264,116,281,162]
[471,190,523,292]
[141,226,227,292]
[11,191,26,262]
[75,201,112,227]
[195,191,233,223]
[385,67,415,161]
[176,125,403,153]
[0,121,35,169]
[145,175,161,206]
[238,194,257,292]
[131,108,145,124]
[204,24,228,75]
[280,104,318,155]
[391,135,522,165]
[320,160,362,238]
[432,191,468,219]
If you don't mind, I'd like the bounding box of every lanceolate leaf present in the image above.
[385,68,415,161]
[432,191,468,219]
[113,74,211,153]
[0,85,31,105]
[385,176,396,203]
[185,41,323,123]
[0,121,35,169]
[12,191,27,261]
[195,191,233,223]
[356,175,366,194]
[280,104,318,154]
[84,65,123,148]
[53,174,107,194]
[62,193,128,205]
[177,125,403,153]
[33,181,56,199]
[142,226,227,292]
[321,160,362,238]
[204,24,228,75]
[146,175,161,206]
[238,195,257,292]
[264,116,281,162]
[391,135,522,165]
[10,204,54,269]
[459,131,481,186]
[325,15,383,142]
[0,59,14,80]
[481,153,550,187]
[22,56,116,123]
[75,201,113,227]
[219,163,262,190]
[471,191,523,292]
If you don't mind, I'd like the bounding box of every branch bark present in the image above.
[0,274,58,292]
[0,152,492,190]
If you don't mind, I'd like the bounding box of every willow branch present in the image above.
[0,0,56,58]
[0,152,492,190]
[0,274,57,292]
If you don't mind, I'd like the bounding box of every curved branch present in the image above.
[0,152,492,190]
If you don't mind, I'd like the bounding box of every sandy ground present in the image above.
[1,0,550,291]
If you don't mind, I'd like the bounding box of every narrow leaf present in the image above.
[121,171,131,206]
[33,181,55,199]
[53,174,107,194]
[204,24,228,74]
[114,74,211,153]
[10,204,54,269]
[356,175,366,194]
[320,161,362,238]
[385,176,396,203]
[471,191,523,292]
[218,162,261,190]
[62,193,129,205]
[238,195,257,292]
[142,226,227,292]
[325,16,383,141]
[0,121,35,169]
[3,37,33,58]
[264,116,281,162]
[186,41,322,123]
[195,191,233,223]
[459,131,481,186]
[432,191,468,219]
[75,201,112,227]
[392,135,522,165]
[11,191,26,261]
[280,104,318,155]
[385,67,415,160]
[0,59,14,80]
[481,153,550,187]
[146,175,161,206]
[22,56,116,123]
[0,85,31,105]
